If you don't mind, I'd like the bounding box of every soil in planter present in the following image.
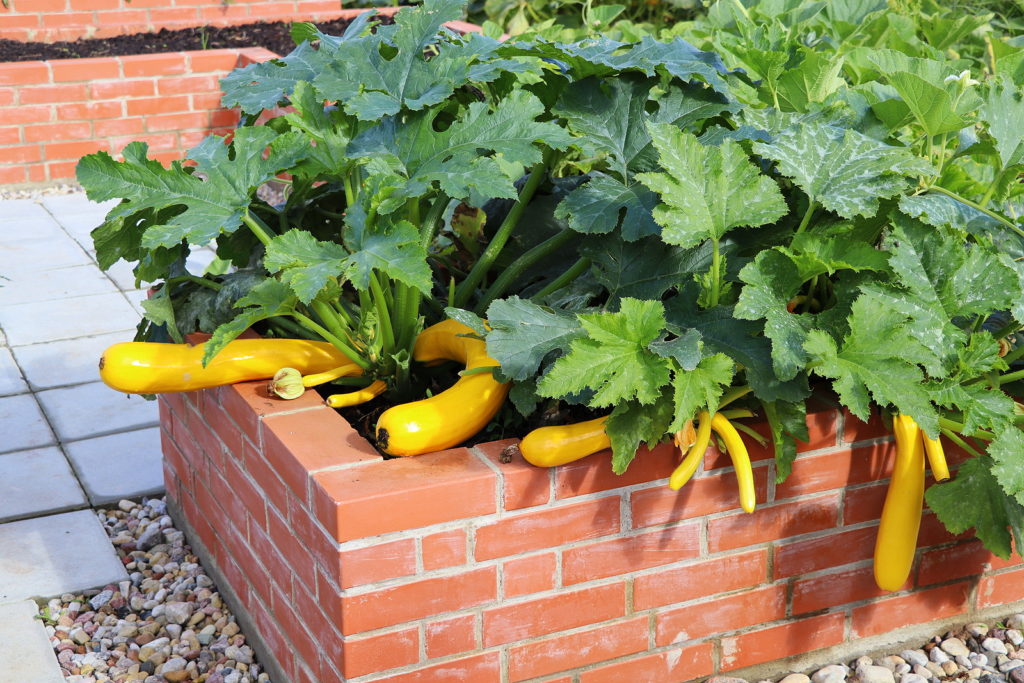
[0,13,397,62]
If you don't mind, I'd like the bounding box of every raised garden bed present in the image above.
[159,383,1024,683]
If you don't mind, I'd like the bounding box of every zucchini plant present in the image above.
[79,0,1024,565]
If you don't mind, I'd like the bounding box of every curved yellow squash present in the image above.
[100,339,350,394]
[375,320,510,457]
[874,413,925,591]
[519,416,610,467]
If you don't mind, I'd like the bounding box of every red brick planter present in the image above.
[158,382,1024,683]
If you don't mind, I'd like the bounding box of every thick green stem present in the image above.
[941,428,984,458]
[369,273,396,353]
[929,185,1024,239]
[291,313,370,370]
[718,385,753,410]
[1002,342,1024,366]
[476,229,576,314]
[165,274,222,291]
[242,210,275,246]
[996,368,1024,386]
[794,199,818,236]
[938,416,995,442]
[453,160,548,308]
[531,257,591,301]
[709,238,722,308]
[310,300,351,344]
[268,315,315,339]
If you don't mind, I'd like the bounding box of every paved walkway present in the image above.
[0,192,213,681]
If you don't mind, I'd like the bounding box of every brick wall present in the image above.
[0,1,378,43]
[159,384,1022,683]
[0,47,275,185]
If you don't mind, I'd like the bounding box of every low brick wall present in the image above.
[0,1,383,43]
[157,382,1024,682]
[0,47,275,185]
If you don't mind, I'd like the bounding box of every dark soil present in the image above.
[0,14,396,63]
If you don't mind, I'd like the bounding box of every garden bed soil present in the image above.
[0,13,396,63]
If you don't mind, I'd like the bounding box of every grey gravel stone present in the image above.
[813,665,850,683]
[1009,630,1024,646]
[970,624,993,638]
[1011,666,1024,683]
[943,638,972,657]
[780,675,812,683]
[899,674,928,683]
[1001,660,1024,673]
[990,639,1013,655]
[856,664,896,683]
[930,647,950,663]
[901,650,929,668]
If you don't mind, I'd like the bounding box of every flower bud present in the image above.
[269,367,305,400]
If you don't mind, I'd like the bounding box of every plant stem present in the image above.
[291,312,370,370]
[709,238,722,308]
[165,274,222,291]
[1002,342,1024,366]
[531,257,591,301]
[476,229,576,314]
[718,385,753,409]
[242,210,276,246]
[938,416,995,442]
[310,300,351,344]
[928,185,1024,239]
[794,199,818,235]
[996,368,1024,386]
[941,427,984,458]
[453,160,548,308]
[369,273,396,352]
[268,315,315,339]
[981,166,1008,207]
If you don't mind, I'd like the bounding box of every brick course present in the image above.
[160,385,1019,681]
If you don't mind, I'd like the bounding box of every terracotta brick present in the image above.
[0,144,42,164]
[209,109,239,127]
[0,127,17,146]
[656,584,787,646]
[314,448,496,543]
[0,166,26,184]
[247,598,295,678]
[422,528,466,571]
[0,15,40,30]
[792,565,886,614]
[122,53,188,77]
[190,93,225,111]
[720,613,845,671]
[161,428,192,491]
[778,441,896,501]
[774,525,877,579]
[37,12,93,28]
[157,74,219,96]
[68,0,120,8]
[424,613,476,659]
[46,160,78,180]
[341,627,419,678]
[22,85,90,106]
[89,79,156,99]
[0,105,52,125]
[508,617,648,681]
[61,101,123,121]
[125,95,191,117]
[633,548,768,611]
[0,62,48,86]
[50,58,121,82]
[843,406,889,443]
[336,538,416,589]
[918,510,972,547]
[475,439,551,510]
[265,503,317,589]
[0,90,14,106]
[483,582,625,647]
[246,520,294,602]
[555,441,677,499]
[703,421,774,470]
[368,652,500,683]
[475,496,620,561]
[219,380,323,440]
[630,466,771,528]
[189,50,244,72]
[917,540,1023,587]
[198,3,250,19]
[852,581,970,637]
[261,407,380,498]
[25,122,91,143]
[221,457,267,529]
[298,0,347,11]
[708,493,840,553]
[503,552,557,598]
[201,398,250,459]
[239,442,289,522]
[562,523,700,585]
[978,566,1024,608]
[339,566,496,635]
[145,111,214,132]
[844,482,888,525]
[579,643,715,683]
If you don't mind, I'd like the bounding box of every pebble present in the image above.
[943,638,972,657]
[899,675,928,683]
[930,647,949,663]
[855,664,895,683]
[988,639,1012,655]
[812,665,849,683]
[900,650,928,668]
[780,676,811,683]
[44,497,265,683]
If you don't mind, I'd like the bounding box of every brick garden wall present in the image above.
[157,382,1024,683]
[0,47,272,185]
[0,0,371,43]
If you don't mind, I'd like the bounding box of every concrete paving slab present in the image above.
[36,380,158,442]
[0,600,65,683]
[0,347,28,396]
[0,510,126,602]
[41,195,114,247]
[65,428,164,505]
[0,394,55,455]
[0,199,52,223]
[0,447,87,523]
[104,259,154,292]
[0,216,65,244]
[13,330,134,390]
[0,233,94,274]
[0,292,139,346]
[0,264,119,307]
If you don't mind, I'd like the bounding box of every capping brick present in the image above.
[483,583,626,647]
[507,617,648,681]
[655,584,788,645]
[475,439,552,510]
[633,548,768,611]
[708,492,841,553]
[341,627,419,678]
[338,566,497,635]
[630,465,771,528]
[474,496,620,561]
[579,643,715,683]
[721,613,846,671]
[50,58,121,82]
[561,522,701,585]
[122,53,188,77]
[313,448,496,542]
[219,381,324,439]
[424,613,477,659]
[0,62,48,86]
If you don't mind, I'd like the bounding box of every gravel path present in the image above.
[41,498,269,683]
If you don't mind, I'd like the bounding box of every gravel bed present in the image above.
[0,182,83,200]
[715,616,1024,683]
[41,498,271,683]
